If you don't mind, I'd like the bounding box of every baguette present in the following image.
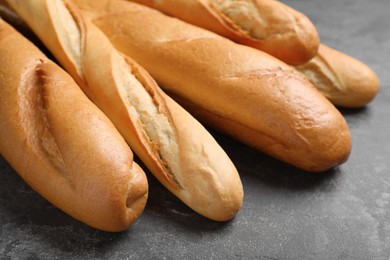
[70,0,351,172]
[6,0,244,221]
[295,44,380,108]
[127,0,319,65]
[0,18,148,232]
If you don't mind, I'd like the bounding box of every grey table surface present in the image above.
[1,0,389,259]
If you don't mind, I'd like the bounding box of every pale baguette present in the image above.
[0,18,148,232]
[6,0,244,221]
[71,0,352,172]
[295,44,380,108]
[127,0,319,65]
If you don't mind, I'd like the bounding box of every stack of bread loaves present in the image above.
[69,0,355,172]
[1,0,244,230]
[128,0,380,108]
[0,0,379,231]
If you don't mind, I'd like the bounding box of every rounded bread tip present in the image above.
[125,162,149,213]
[303,118,352,173]
[297,44,380,108]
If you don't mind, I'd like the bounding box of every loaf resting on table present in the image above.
[65,0,352,172]
[0,18,148,232]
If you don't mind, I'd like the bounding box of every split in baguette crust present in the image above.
[6,0,244,221]
[79,0,351,172]
[128,0,320,65]
[296,44,380,108]
[209,0,269,40]
[0,19,148,232]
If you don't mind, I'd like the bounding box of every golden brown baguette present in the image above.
[295,44,380,108]
[0,18,148,232]
[68,0,351,172]
[6,0,243,221]
[126,0,319,65]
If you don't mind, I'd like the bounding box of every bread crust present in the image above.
[0,19,148,232]
[296,44,380,108]
[77,0,351,172]
[6,0,243,221]
[127,0,319,65]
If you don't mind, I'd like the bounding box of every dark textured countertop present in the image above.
[1,0,389,259]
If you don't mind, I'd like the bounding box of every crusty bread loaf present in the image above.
[70,0,352,172]
[0,18,148,232]
[295,44,380,108]
[124,1,379,108]
[127,0,319,65]
[6,0,243,221]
